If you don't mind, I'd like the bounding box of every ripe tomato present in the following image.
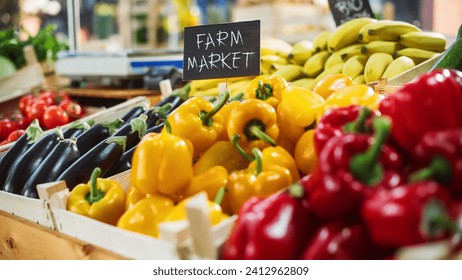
[53,91,71,104]
[9,112,30,129]
[26,99,48,124]
[59,100,84,120]
[39,90,55,106]
[7,129,25,142]
[42,105,70,129]
[0,119,19,141]
[19,94,35,115]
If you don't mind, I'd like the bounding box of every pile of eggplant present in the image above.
[0,93,185,199]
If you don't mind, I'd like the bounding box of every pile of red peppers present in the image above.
[221,69,462,260]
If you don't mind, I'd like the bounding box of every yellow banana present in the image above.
[362,20,422,41]
[272,64,305,82]
[303,50,330,78]
[290,78,316,90]
[261,37,293,57]
[288,40,314,65]
[364,52,394,83]
[324,51,345,69]
[309,63,345,90]
[342,55,368,79]
[327,17,377,52]
[395,48,438,64]
[353,74,366,84]
[312,30,332,53]
[358,21,381,43]
[382,56,415,79]
[261,54,289,69]
[361,41,401,56]
[399,31,446,52]
[337,43,365,60]
[191,76,250,91]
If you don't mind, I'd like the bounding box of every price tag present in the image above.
[328,0,376,26]
[182,20,261,80]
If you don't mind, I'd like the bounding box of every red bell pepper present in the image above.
[306,116,405,221]
[379,69,462,153]
[409,129,462,197]
[301,220,378,260]
[314,105,377,155]
[361,181,454,248]
[221,183,315,260]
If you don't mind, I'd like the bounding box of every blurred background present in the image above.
[0,0,460,52]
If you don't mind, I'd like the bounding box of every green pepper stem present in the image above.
[160,118,172,134]
[421,199,462,238]
[201,89,230,127]
[409,156,452,184]
[343,107,372,134]
[172,83,191,101]
[86,167,105,204]
[228,92,244,103]
[249,125,277,146]
[150,103,172,118]
[252,147,263,175]
[255,80,273,101]
[231,133,254,162]
[214,186,226,206]
[349,116,391,186]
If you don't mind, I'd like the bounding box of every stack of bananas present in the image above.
[189,18,446,97]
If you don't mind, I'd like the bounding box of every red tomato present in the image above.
[19,94,35,115]
[7,129,25,142]
[39,90,55,106]
[9,112,30,129]
[26,99,48,124]
[59,100,84,120]
[0,119,19,141]
[53,91,71,104]
[42,105,70,129]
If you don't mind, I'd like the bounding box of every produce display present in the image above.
[1,17,461,261]
[0,90,84,145]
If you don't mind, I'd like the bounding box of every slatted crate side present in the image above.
[0,191,54,229]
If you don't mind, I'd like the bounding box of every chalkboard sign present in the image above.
[183,20,261,80]
[328,0,375,26]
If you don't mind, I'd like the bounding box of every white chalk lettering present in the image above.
[242,52,255,68]
[199,55,210,72]
[231,52,241,68]
[196,33,205,50]
[187,56,198,70]
[220,53,232,69]
[216,30,229,47]
[209,52,221,69]
[230,30,244,47]
[205,33,216,50]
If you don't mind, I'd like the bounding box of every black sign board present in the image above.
[182,20,260,80]
[328,0,375,26]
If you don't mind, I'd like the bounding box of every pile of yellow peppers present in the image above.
[67,73,383,239]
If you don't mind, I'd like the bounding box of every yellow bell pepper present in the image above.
[247,146,300,182]
[294,129,317,175]
[130,129,193,201]
[163,191,229,226]
[244,74,289,109]
[216,99,241,141]
[125,185,149,210]
[164,90,229,158]
[227,148,292,214]
[277,86,325,143]
[192,140,249,175]
[116,195,174,238]
[227,98,279,156]
[276,132,296,156]
[67,167,125,226]
[313,73,354,99]
[318,84,383,121]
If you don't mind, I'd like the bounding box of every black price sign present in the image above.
[182,20,260,80]
[328,0,375,26]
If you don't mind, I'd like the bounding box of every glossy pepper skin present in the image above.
[313,73,354,100]
[165,91,228,158]
[216,100,241,141]
[117,195,174,238]
[314,105,377,155]
[379,69,462,153]
[227,148,292,214]
[247,146,300,182]
[301,220,377,260]
[409,129,462,197]
[318,84,383,121]
[227,98,279,154]
[276,86,325,143]
[130,131,193,201]
[192,141,248,175]
[244,74,289,109]
[361,181,453,248]
[222,183,314,260]
[294,129,317,175]
[67,167,125,226]
[307,117,404,221]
